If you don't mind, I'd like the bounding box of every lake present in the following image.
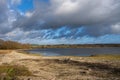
[26,47,120,56]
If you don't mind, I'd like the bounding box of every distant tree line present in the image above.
[32,44,120,49]
[0,39,31,49]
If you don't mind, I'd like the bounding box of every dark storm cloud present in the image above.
[0,0,9,34]
[0,0,17,34]
[0,0,8,22]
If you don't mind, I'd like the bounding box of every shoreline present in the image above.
[20,48,120,57]
[0,50,120,80]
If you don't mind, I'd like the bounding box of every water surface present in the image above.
[26,47,120,56]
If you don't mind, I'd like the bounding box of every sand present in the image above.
[0,50,120,80]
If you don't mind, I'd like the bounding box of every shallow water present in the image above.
[26,47,120,56]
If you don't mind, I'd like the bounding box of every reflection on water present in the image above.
[26,47,120,56]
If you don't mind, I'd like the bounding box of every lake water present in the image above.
[26,47,120,56]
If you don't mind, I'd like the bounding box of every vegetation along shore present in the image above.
[0,39,120,49]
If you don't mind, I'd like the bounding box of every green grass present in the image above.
[0,65,32,80]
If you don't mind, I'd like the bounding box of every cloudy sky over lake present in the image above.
[0,0,120,44]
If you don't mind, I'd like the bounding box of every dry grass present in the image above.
[90,54,120,60]
[0,64,32,80]
[0,50,12,54]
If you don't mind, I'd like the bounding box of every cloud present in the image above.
[11,0,21,5]
[12,0,120,36]
[0,0,12,34]
[0,0,120,44]
[111,22,120,33]
[19,34,120,44]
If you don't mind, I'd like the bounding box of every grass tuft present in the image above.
[0,65,32,80]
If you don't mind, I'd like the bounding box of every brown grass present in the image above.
[0,64,32,80]
[0,50,12,54]
[90,54,120,60]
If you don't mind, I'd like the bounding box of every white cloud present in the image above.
[54,0,80,14]
[25,11,34,18]
[111,22,120,33]
[11,0,21,5]
[51,0,117,21]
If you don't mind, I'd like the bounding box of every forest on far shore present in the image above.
[0,39,31,49]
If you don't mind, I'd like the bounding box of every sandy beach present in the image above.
[0,50,120,80]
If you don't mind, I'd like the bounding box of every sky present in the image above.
[0,0,120,44]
